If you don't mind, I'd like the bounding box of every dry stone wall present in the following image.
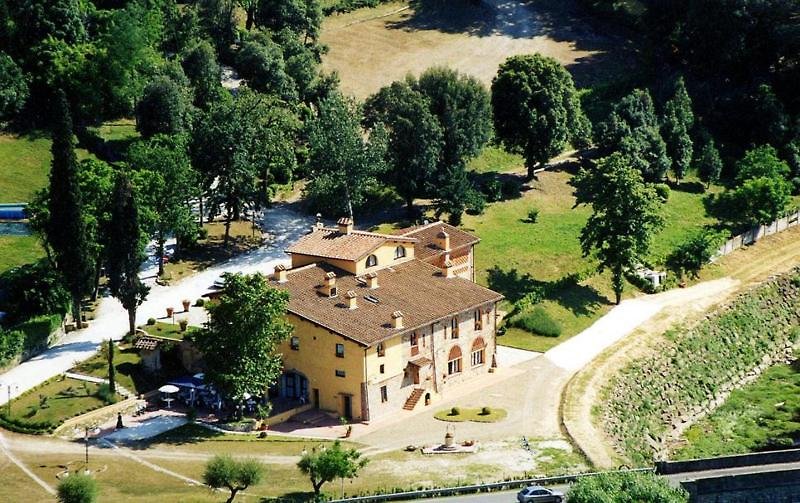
[602,269,800,465]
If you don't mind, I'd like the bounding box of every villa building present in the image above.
[271,218,503,422]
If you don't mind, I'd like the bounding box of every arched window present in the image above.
[447,345,462,375]
[394,246,406,259]
[471,337,486,367]
[366,254,378,267]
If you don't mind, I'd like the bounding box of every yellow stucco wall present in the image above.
[354,242,415,275]
[278,315,367,419]
[289,242,415,276]
[364,332,405,384]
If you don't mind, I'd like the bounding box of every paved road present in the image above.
[412,461,800,502]
[0,204,313,404]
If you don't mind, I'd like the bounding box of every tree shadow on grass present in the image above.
[486,265,609,316]
[384,0,638,88]
[127,423,226,451]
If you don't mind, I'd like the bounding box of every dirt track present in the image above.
[562,225,800,469]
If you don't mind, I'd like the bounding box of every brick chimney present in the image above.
[392,310,404,329]
[366,271,378,289]
[322,271,337,297]
[444,259,456,278]
[435,230,450,252]
[273,264,288,283]
[337,217,353,235]
[345,290,357,310]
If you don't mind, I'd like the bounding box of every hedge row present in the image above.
[603,270,800,465]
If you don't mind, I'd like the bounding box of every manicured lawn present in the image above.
[0,235,44,274]
[674,361,800,460]
[0,133,52,203]
[434,407,508,423]
[141,423,358,456]
[72,345,159,395]
[141,321,198,341]
[463,169,719,351]
[0,132,95,203]
[2,376,109,431]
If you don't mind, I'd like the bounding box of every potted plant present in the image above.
[166,306,174,317]
[182,299,191,312]
[178,319,188,332]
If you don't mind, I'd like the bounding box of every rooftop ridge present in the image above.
[317,227,418,242]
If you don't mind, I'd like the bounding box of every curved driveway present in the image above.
[0,205,313,404]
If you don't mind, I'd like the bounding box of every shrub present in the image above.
[197,227,209,240]
[146,318,156,326]
[568,471,687,503]
[57,472,98,503]
[14,314,63,352]
[654,183,670,202]
[96,383,116,405]
[482,177,503,202]
[502,179,522,199]
[450,407,461,416]
[665,229,727,279]
[512,306,562,337]
[0,329,24,367]
[195,298,205,307]
[526,207,539,223]
[480,406,492,415]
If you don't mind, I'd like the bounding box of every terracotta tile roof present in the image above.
[393,222,480,261]
[272,260,502,347]
[286,228,417,262]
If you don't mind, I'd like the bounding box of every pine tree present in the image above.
[47,89,93,327]
[107,173,150,336]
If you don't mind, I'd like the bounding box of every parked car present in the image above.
[517,485,564,503]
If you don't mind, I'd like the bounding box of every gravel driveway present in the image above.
[0,204,313,404]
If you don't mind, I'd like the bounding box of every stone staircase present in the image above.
[403,388,424,411]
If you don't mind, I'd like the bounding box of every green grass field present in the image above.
[674,360,800,460]
[3,376,108,429]
[0,133,52,203]
[0,235,43,274]
[462,167,717,351]
[72,345,159,395]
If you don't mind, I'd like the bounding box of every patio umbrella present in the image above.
[159,384,180,394]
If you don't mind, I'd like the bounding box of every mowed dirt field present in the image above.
[321,0,632,98]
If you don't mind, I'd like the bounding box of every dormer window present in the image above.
[366,254,378,267]
[394,246,406,259]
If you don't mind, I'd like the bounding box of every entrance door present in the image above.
[342,395,352,419]
[312,388,319,408]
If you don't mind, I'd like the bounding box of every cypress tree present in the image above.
[107,338,116,394]
[107,173,149,336]
[662,77,695,182]
[47,89,93,326]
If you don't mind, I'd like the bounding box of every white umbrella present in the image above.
[159,384,180,394]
